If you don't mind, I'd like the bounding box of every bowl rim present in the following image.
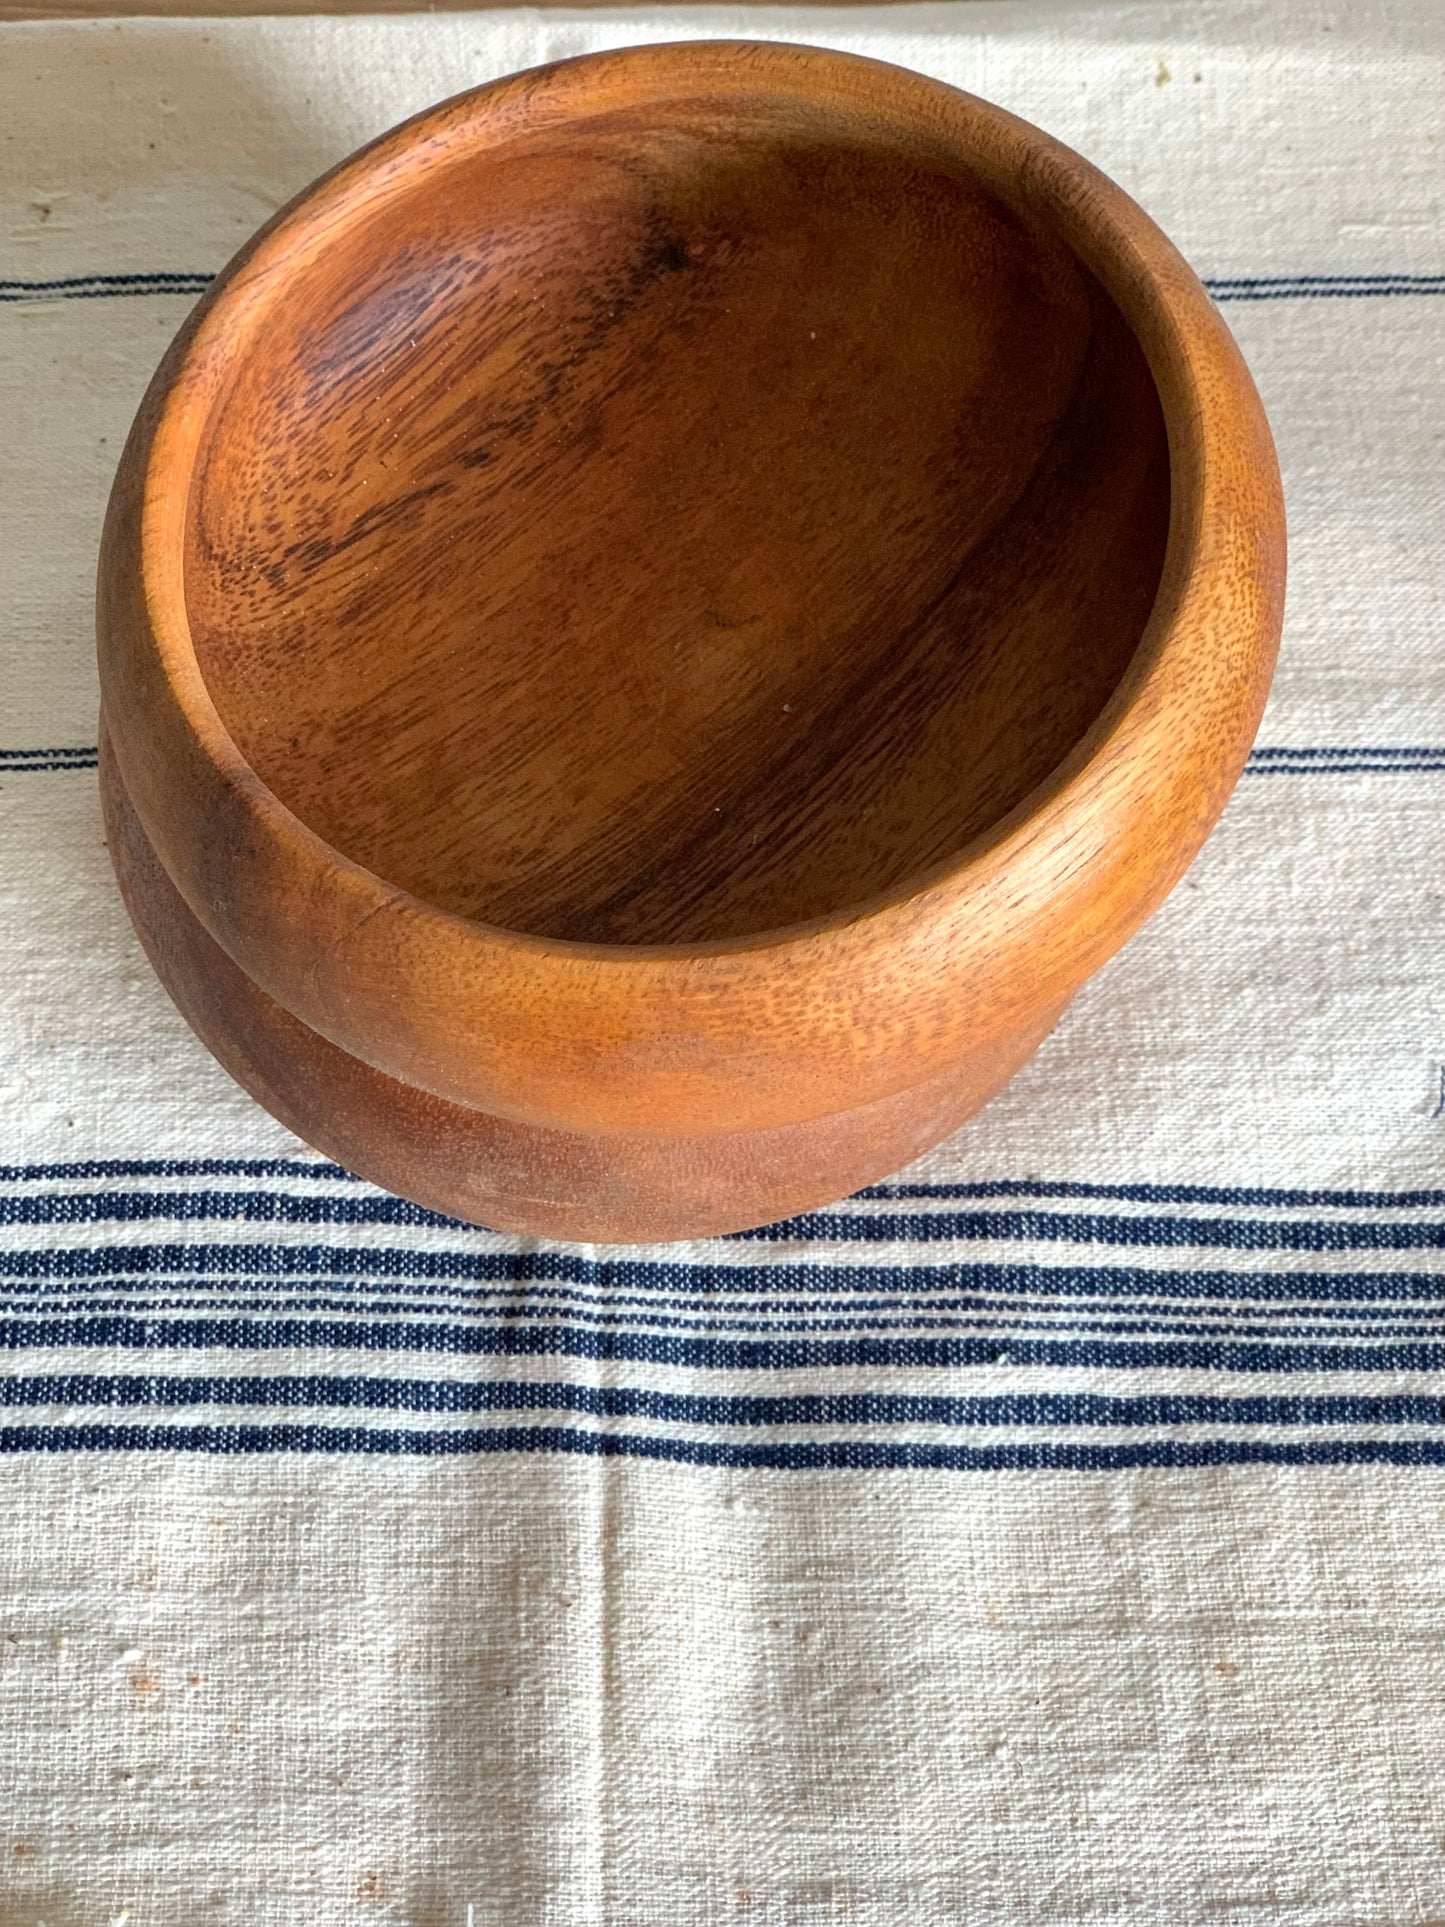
[102,37,1284,1133]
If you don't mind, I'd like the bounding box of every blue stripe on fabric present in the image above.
[0,1189,461,1230]
[2,271,1441,306]
[749,1208,1445,1253]
[2,1166,1444,1211]
[6,1267,1445,1331]
[0,1160,359,1185]
[1247,745,1445,760]
[3,1245,1444,1306]
[0,1421,1443,1468]
[10,1263,1443,1312]
[8,1279,1445,1330]
[5,1309,1445,1372]
[8,1292,1445,1348]
[0,750,99,771]
[0,272,213,302]
[1241,746,1445,774]
[1241,762,1445,775]
[0,746,98,759]
[8,1189,1445,1250]
[858,1179,1445,1208]
[5,1374,1445,1430]
[1206,273,1445,300]
[9,744,1445,777]
[0,1159,356,1183]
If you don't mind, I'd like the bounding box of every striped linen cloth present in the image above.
[2,2,1444,1918]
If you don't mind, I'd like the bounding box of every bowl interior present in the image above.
[184,87,1170,945]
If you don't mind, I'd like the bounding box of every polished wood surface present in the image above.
[97,41,1285,1239]
[186,107,1166,945]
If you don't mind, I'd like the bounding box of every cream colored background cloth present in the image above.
[1,2,1444,1920]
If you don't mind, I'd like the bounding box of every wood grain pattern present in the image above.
[97,40,1285,1239]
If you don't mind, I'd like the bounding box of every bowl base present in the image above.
[101,731,1065,1242]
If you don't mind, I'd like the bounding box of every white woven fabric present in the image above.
[1,3,1444,1919]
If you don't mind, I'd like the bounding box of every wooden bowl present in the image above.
[97,40,1285,1242]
